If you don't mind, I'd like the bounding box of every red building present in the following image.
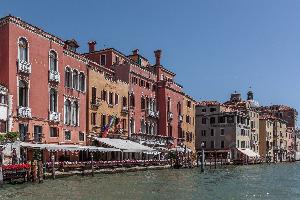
[84,46,188,148]
[0,16,87,145]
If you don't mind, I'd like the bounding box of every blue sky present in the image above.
[1,0,300,124]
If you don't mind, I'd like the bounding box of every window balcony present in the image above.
[91,99,101,108]
[167,112,173,121]
[146,109,159,118]
[18,107,32,118]
[178,114,183,122]
[49,70,60,82]
[18,59,32,74]
[121,106,129,113]
[49,111,60,122]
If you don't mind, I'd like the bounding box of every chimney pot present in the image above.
[132,49,139,55]
[88,41,97,53]
[154,49,162,66]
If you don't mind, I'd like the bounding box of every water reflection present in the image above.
[0,163,300,200]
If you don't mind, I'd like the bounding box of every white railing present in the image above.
[18,59,32,74]
[49,70,60,82]
[49,111,60,122]
[122,106,129,113]
[168,112,173,120]
[18,107,31,118]
[178,115,183,122]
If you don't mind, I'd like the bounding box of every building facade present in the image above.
[259,116,274,162]
[0,85,9,133]
[0,16,87,145]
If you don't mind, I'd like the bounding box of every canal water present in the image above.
[1,163,300,200]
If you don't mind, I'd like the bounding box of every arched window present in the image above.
[79,72,85,92]
[19,38,28,62]
[71,101,79,126]
[49,50,58,71]
[130,93,135,108]
[49,88,57,112]
[64,99,71,124]
[19,80,28,107]
[73,70,78,90]
[65,67,72,87]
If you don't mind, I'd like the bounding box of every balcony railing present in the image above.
[121,106,129,113]
[18,107,31,118]
[178,115,183,122]
[18,59,31,74]
[49,111,60,122]
[167,112,173,121]
[91,100,101,108]
[49,70,60,82]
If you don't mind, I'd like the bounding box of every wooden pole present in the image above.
[214,150,217,169]
[51,154,55,180]
[201,149,204,172]
[0,166,3,187]
[91,152,94,177]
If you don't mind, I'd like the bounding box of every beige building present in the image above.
[259,116,274,162]
[87,62,129,140]
[181,95,196,152]
[273,119,288,162]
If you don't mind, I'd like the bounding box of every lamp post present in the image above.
[201,142,205,172]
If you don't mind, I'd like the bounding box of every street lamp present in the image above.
[201,142,205,172]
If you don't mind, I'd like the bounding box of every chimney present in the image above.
[88,41,97,53]
[154,49,162,66]
[132,49,139,55]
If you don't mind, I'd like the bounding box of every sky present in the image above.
[1,0,300,124]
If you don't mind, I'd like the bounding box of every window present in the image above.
[210,107,216,112]
[65,67,72,87]
[241,141,245,148]
[64,99,71,124]
[201,130,206,137]
[122,119,126,130]
[187,100,191,108]
[50,127,58,137]
[141,96,145,110]
[221,141,225,148]
[202,141,206,148]
[101,90,107,102]
[49,50,57,71]
[146,82,150,89]
[49,88,57,112]
[109,92,113,105]
[202,118,207,124]
[0,94,7,104]
[177,102,182,115]
[210,141,214,149]
[73,70,79,90]
[227,116,234,123]
[101,54,106,66]
[202,108,206,112]
[218,116,225,123]
[19,80,28,107]
[210,129,214,136]
[101,114,106,128]
[19,38,28,62]
[122,97,127,107]
[79,132,85,141]
[91,87,97,104]
[71,101,79,126]
[79,72,85,92]
[167,97,171,112]
[65,131,71,141]
[91,113,96,125]
[0,121,7,133]
[115,94,119,105]
[220,129,225,136]
[186,115,191,124]
[130,93,135,107]
[210,117,215,124]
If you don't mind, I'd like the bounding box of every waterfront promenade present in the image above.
[0,162,299,200]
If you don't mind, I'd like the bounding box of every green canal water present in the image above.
[1,163,300,200]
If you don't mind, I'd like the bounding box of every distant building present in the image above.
[0,84,9,133]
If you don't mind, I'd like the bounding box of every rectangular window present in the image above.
[218,116,225,123]
[241,141,245,148]
[102,90,107,102]
[50,127,58,137]
[34,125,42,143]
[122,119,126,130]
[122,97,127,107]
[65,131,71,141]
[91,113,96,126]
[187,100,191,108]
[186,115,191,123]
[210,129,214,136]
[101,54,106,66]
[202,108,206,112]
[115,94,119,105]
[201,130,206,137]
[210,117,216,124]
[221,141,225,148]
[210,107,216,112]
[91,87,97,104]
[109,92,113,105]
[202,118,206,124]
[202,141,206,148]
[101,114,106,128]
[79,132,84,141]
[220,129,225,136]
[210,141,214,149]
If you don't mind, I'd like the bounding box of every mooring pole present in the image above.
[51,154,55,180]
[91,152,94,177]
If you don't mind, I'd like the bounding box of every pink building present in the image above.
[0,16,87,145]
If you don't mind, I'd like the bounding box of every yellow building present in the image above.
[87,63,129,140]
[273,118,288,162]
[181,94,196,152]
